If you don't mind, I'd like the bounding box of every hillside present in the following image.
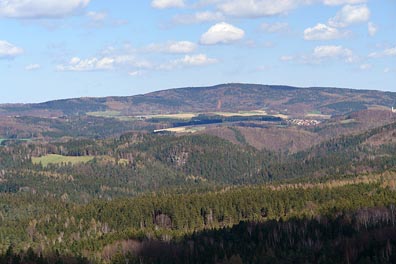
[1,83,395,154]
[1,84,396,263]
[1,84,395,117]
[1,121,395,201]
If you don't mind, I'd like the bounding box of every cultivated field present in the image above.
[32,154,94,167]
[154,126,206,134]
[212,110,267,117]
[146,113,198,119]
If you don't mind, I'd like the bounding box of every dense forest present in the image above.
[1,113,396,262]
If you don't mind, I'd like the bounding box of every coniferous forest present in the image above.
[1,85,396,263]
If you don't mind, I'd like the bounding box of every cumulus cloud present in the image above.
[57,55,151,72]
[25,64,40,71]
[86,11,107,22]
[328,4,370,28]
[200,22,245,45]
[57,43,218,73]
[313,45,355,62]
[172,54,218,66]
[282,45,357,64]
[128,70,144,77]
[260,22,290,33]
[384,47,396,56]
[322,0,366,5]
[369,47,396,58]
[172,11,224,24]
[359,63,371,70]
[280,55,294,61]
[151,0,185,9]
[0,40,23,59]
[146,41,197,53]
[0,0,91,19]
[161,54,218,70]
[368,22,377,37]
[304,23,348,40]
[217,0,301,18]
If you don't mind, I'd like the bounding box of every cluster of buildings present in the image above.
[288,119,321,127]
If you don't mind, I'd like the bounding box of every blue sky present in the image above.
[0,0,395,103]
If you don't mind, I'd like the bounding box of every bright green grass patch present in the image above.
[32,154,94,167]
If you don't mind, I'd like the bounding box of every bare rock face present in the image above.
[204,209,214,226]
[154,213,172,229]
[168,148,189,167]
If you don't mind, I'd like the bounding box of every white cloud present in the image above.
[0,40,23,59]
[57,55,151,72]
[217,0,302,18]
[313,45,355,62]
[359,63,371,70]
[384,68,390,73]
[369,47,396,58]
[218,0,299,18]
[304,23,348,40]
[151,0,185,9]
[172,11,224,24]
[280,55,294,61]
[260,22,289,33]
[0,0,91,19]
[328,4,370,28]
[322,0,366,5]
[146,41,197,53]
[161,54,218,69]
[283,45,358,64]
[128,70,144,76]
[86,11,107,22]
[57,56,114,71]
[56,45,216,73]
[25,64,40,71]
[367,22,377,37]
[384,47,396,56]
[174,54,218,66]
[200,22,244,45]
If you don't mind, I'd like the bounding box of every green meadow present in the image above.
[32,154,94,167]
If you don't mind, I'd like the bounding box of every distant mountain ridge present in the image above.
[1,83,396,117]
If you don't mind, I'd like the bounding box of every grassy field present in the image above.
[154,126,206,134]
[305,113,331,119]
[146,113,198,119]
[32,154,95,167]
[148,110,271,119]
[212,110,267,117]
[32,154,130,167]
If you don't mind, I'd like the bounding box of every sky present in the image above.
[0,0,395,103]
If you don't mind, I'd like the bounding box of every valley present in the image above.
[0,84,396,263]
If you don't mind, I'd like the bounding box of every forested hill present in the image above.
[1,83,395,117]
[1,84,396,263]
[1,121,395,201]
